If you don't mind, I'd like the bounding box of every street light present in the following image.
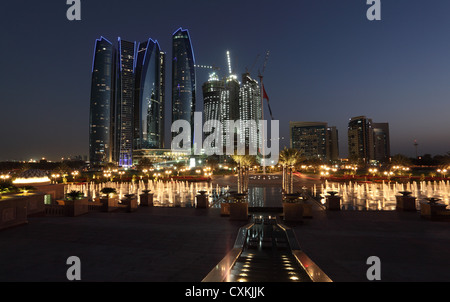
[0,174,11,182]
[437,169,447,179]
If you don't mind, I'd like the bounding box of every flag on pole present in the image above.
[262,84,274,120]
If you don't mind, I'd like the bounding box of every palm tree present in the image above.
[66,190,83,201]
[0,186,9,199]
[279,148,303,194]
[231,155,255,194]
[100,187,117,199]
[136,157,153,171]
[390,154,412,168]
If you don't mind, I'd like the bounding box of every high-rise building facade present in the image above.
[372,123,390,163]
[326,126,340,162]
[203,73,223,124]
[348,116,390,164]
[290,122,328,161]
[89,35,166,168]
[221,75,240,147]
[172,28,196,145]
[134,39,165,151]
[202,73,224,148]
[239,72,261,150]
[348,116,373,163]
[89,37,115,166]
[115,39,136,167]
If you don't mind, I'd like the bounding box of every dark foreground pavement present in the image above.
[0,207,243,282]
[292,210,450,282]
[1,203,449,282]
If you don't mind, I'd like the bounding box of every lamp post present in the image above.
[0,174,11,182]
[118,171,125,182]
[437,169,447,179]
[71,171,79,182]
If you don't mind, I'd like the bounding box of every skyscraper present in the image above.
[89,35,166,168]
[239,72,261,150]
[115,39,136,167]
[172,28,196,146]
[290,122,328,161]
[134,39,165,150]
[326,126,340,162]
[89,37,115,166]
[348,116,390,164]
[372,123,390,163]
[348,116,374,164]
[221,75,240,147]
[202,72,223,124]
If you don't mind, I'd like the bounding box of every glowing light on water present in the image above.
[13,177,51,184]
[65,180,228,207]
[320,180,450,211]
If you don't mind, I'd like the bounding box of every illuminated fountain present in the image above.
[12,169,51,186]
[317,180,450,211]
[65,180,229,208]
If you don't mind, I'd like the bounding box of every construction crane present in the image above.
[246,54,260,74]
[258,51,271,175]
[194,64,221,71]
[226,50,233,75]
[258,51,274,121]
[260,51,270,78]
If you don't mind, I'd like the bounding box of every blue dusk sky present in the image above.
[1,0,450,161]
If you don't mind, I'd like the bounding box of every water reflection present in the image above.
[247,187,283,208]
[312,180,450,211]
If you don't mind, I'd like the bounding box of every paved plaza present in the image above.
[0,174,449,282]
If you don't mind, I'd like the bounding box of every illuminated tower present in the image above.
[239,72,261,149]
[348,116,374,164]
[172,28,196,146]
[134,39,165,150]
[203,73,224,123]
[115,39,136,167]
[221,75,240,147]
[89,37,115,166]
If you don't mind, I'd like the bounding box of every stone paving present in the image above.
[1,173,450,282]
[292,210,450,282]
[0,207,243,282]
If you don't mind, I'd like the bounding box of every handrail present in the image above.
[202,222,254,282]
[278,220,332,282]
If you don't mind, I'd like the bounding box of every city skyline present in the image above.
[2,0,450,161]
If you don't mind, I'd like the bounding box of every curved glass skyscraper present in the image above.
[89,37,114,166]
[172,28,196,145]
[115,38,136,167]
[134,39,165,150]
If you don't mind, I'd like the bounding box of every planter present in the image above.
[65,198,89,217]
[326,196,341,211]
[139,193,154,207]
[121,196,138,212]
[220,203,230,216]
[283,202,303,222]
[396,196,417,211]
[283,193,302,203]
[196,194,209,209]
[229,202,249,221]
[420,202,448,217]
[100,197,116,212]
